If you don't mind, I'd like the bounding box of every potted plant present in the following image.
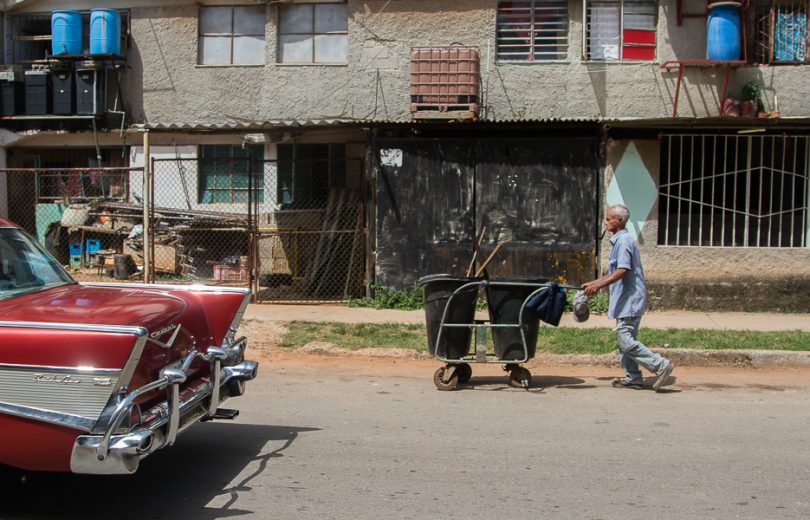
[741,82,763,117]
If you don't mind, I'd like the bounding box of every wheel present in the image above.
[455,364,472,384]
[508,367,532,389]
[433,366,459,391]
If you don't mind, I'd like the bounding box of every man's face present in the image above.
[604,209,624,234]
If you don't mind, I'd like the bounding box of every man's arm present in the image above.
[582,268,628,296]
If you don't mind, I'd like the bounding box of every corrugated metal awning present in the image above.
[131,119,369,131]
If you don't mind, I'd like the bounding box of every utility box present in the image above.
[410,46,480,119]
[76,66,103,115]
[52,69,74,115]
[25,70,52,115]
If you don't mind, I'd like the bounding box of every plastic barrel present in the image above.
[51,11,82,55]
[707,2,742,61]
[487,278,547,361]
[418,274,480,360]
[90,9,121,55]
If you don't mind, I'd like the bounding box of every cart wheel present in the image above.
[509,367,532,389]
[455,364,472,384]
[433,366,459,391]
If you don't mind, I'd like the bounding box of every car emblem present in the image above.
[93,377,113,386]
[148,324,182,349]
[33,373,81,385]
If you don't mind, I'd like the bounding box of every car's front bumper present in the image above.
[70,337,257,474]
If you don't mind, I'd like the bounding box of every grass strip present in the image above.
[280,321,810,354]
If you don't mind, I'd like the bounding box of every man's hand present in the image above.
[582,281,600,296]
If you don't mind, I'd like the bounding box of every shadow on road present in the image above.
[1,422,318,520]
[459,375,589,391]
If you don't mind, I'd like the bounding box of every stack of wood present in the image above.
[303,189,364,298]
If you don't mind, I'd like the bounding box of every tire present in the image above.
[433,366,459,391]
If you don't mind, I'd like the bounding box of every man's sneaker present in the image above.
[612,378,643,390]
[653,361,674,392]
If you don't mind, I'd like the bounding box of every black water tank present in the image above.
[52,70,74,115]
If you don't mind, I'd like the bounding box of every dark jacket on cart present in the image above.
[525,283,566,326]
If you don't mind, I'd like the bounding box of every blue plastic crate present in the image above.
[69,242,82,256]
[85,239,101,253]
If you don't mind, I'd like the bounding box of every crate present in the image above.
[213,264,248,281]
[69,256,82,270]
[69,242,82,257]
[86,239,101,253]
[410,46,480,117]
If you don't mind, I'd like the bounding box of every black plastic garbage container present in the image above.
[487,278,547,361]
[418,274,480,359]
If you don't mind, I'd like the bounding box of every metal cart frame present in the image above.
[431,279,581,391]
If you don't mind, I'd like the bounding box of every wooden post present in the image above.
[142,130,152,282]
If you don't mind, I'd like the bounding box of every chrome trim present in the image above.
[0,321,147,336]
[0,363,120,375]
[0,402,96,431]
[0,364,122,421]
[71,336,257,474]
[81,282,251,295]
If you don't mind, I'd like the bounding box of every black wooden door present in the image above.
[375,139,474,287]
[375,137,598,288]
[474,138,598,283]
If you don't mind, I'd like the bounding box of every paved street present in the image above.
[3,353,810,520]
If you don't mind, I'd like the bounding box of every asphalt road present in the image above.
[3,355,810,520]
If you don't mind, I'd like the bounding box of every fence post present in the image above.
[143,130,153,282]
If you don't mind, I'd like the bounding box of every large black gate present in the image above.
[375,137,598,287]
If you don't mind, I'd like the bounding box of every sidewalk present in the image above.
[244,304,810,332]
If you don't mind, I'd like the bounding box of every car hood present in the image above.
[0,284,187,332]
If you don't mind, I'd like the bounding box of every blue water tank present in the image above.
[707,2,742,60]
[90,9,121,55]
[51,11,82,55]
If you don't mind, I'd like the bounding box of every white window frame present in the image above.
[198,5,266,66]
[583,0,658,62]
[496,0,570,62]
[278,2,348,64]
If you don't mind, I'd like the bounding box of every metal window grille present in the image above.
[658,134,810,248]
[585,0,657,61]
[496,0,569,61]
[752,0,809,64]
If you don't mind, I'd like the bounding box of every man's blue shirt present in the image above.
[607,229,647,319]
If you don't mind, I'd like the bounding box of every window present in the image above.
[278,3,348,63]
[496,1,569,61]
[586,0,657,61]
[199,5,265,65]
[198,145,264,203]
[277,144,346,206]
[658,134,809,248]
[752,0,809,64]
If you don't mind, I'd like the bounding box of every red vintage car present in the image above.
[0,218,258,474]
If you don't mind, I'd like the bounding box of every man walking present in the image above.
[582,204,674,392]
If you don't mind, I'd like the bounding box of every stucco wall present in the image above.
[110,0,810,124]
[603,138,810,310]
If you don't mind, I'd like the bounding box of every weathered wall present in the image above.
[107,0,810,124]
[603,138,810,311]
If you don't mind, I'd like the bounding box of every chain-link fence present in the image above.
[2,156,366,303]
[1,167,143,283]
[150,156,366,302]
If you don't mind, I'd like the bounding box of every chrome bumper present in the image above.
[70,337,258,475]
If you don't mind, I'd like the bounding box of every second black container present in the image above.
[486,277,547,361]
[25,71,52,115]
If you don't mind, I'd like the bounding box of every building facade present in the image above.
[0,0,808,309]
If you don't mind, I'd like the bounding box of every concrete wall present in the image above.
[109,0,806,124]
[603,138,810,311]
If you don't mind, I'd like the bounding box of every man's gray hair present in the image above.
[608,204,630,223]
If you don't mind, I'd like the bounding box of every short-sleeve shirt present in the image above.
[607,229,647,319]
